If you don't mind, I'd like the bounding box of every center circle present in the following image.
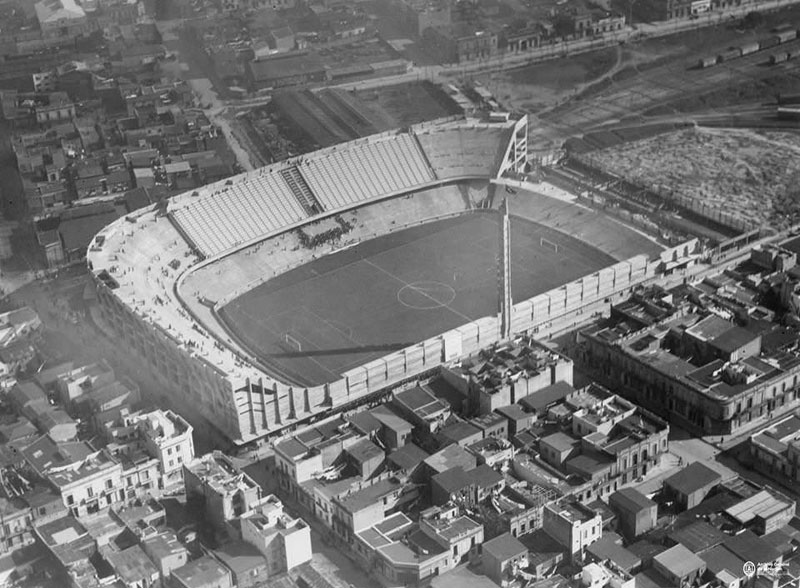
[397,281,457,310]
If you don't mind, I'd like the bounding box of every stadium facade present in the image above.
[88,116,686,446]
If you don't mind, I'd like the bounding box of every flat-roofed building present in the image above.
[171,555,233,588]
[104,544,159,588]
[585,533,641,574]
[212,541,268,588]
[609,488,657,540]
[142,530,188,582]
[344,438,384,479]
[27,441,124,517]
[333,475,416,539]
[750,413,800,487]
[543,501,602,560]
[482,532,527,584]
[495,404,535,436]
[387,443,429,474]
[431,464,504,507]
[423,443,477,479]
[393,385,450,433]
[184,451,262,530]
[652,544,706,587]
[239,494,312,575]
[443,338,573,415]
[437,421,483,448]
[582,311,800,435]
[470,412,508,439]
[56,361,115,406]
[371,405,413,450]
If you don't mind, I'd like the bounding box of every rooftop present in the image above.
[653,543,706,577]
[22,435,94,475]
[212,541,266,576]
[724,490,793,525]
[336,477,403,514]
[48,450,119,487]
[394,385,449,420]
[667,520,727,553]
[609,487,656,513]
[483,532,527,561]
[586,534,641,571]
[518,381,574,413]
[371,405,413,433]
[541,431,580,453]
[186,452,258,495]
[700,544,746,578]
[105,545,157,584]
[387,443,429,472]
[723,530,781,565]
[438,421,482,445]
[345,438,384,466]
[664,462,722,496]
[171,555,230,587]
[424,443,477,474]
[142,531,186,560]
[432,464,503,494]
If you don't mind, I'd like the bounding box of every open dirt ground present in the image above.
[588,126,800,229]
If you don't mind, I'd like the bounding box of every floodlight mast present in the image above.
[498,197,513,341]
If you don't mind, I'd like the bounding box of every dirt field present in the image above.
[588,126,800,229]
[482,47,620,112]
[354,81,462,128]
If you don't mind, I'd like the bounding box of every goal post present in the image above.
[283,332,302,352]
[540,237,559,254]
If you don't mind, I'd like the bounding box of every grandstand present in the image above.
[416,121,521,180]
[298,133,435,210]
[171,170,309,257]
[88,114,679,447]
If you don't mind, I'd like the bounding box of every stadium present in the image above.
[87,115,691,447]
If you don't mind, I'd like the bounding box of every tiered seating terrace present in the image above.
[298,133,435,211]
[171,171,308,257]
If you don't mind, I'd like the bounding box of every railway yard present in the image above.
[480,5,800,153]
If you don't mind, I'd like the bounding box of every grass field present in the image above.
[219,212,615,386]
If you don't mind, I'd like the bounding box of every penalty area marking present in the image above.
[397,281,457,310]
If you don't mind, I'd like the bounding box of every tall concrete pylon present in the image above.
[498,197,513,341]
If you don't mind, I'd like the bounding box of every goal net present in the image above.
[540,238,559,254]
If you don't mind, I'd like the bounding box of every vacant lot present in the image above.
[589,127,800,229]
[354,81,462,128]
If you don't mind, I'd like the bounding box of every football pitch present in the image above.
[218,212,615,386]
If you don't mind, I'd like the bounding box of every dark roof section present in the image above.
[723,530,781,565]
[664,462,722,496]
[610,487,656,513]
[482,532,527,561]
[667,521,726,554]
[518,381,574,413]
[387,443,429,472]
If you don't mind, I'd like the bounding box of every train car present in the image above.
[770,52,790,64]
[698,55,719,68]
[740,42,760,56]
[718,48,742,62]
[776,29,798,43]
[779,93,800,105]
[759,35,781,50]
